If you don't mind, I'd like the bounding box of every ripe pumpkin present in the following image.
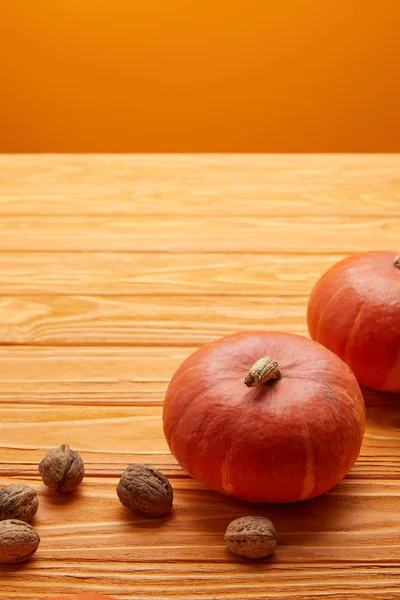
[163,331,365,503]
[307,251,400,392]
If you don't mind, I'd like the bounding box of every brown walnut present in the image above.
[225,516,277,559]
[0,483,39,523]
[0,519,40,564]
[39,444,84,492]
[117,464,173,517]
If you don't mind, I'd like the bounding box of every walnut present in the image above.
[39,444,84,492]
[225,516,277,559]
[0,519,40,564]
[117,464,173,517]
[0,483,39,523]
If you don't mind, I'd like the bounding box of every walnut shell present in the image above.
[39,444,84,492]
[0,483,39,523]
[0,519,40,564]
[225,516,277,559]
[117,464,173,517]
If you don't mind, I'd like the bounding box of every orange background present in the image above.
[1,0,400,152]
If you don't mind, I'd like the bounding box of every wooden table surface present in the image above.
[0,154,399,600]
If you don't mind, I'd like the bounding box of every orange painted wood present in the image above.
[1,214,400,253]
[0,155,399,217]
[0,294,308,345]
[0,155,399,599]
[47,595,115,600]
[0,252,346,297]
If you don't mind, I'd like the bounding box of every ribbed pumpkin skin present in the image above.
[163,332,365,503]
[307,251,400,393]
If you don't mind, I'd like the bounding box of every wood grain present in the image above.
[1,214,400,252]
[1,477,400,599]
[0,346,397,403]
[1,154,399,217]
[0,295,307,345]
[0,154,399,599]
[0,252,345,296]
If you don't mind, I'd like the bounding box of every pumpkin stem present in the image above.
[244,357,281,387]
[395,255,400,268]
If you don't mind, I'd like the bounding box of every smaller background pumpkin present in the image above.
[307,251,400,392]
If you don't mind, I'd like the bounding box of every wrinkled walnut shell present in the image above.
[0,483,39,524]
[0,519,40,564]
[39,444,84,492]
[117,464,173,517]
[225,516,277,559]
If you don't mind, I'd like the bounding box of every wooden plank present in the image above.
[0,215,399,252]
[0,295,308,345]
[1,574,400,600]
[0,154,399,217]
[2,568,400,600]
[1,476,400,598]
[0,402,399,480]
[0,404,169,456]
[0,345,184,411]
[0,346,397,409]
[0,382,166,406]
[2,570,400,600]
[2,456,400,482]
[0,252,345,296]
[0,346,189,397]
[0,456,184,480]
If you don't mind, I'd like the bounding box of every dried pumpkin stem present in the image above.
[395,255,400,269]
[244,357,281,387]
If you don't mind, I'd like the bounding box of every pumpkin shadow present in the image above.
[183,482,346,546]
[362,386,400,409]
[257,487,348,544]
[362,385,400,431]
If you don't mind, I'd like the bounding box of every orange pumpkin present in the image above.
[163,331,365,503]
[308,251,400,392]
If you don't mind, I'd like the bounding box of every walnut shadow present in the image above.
[0,557,40,574]
[38,485,85,507]
[117,504,175,530]
[186,483,343,529]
